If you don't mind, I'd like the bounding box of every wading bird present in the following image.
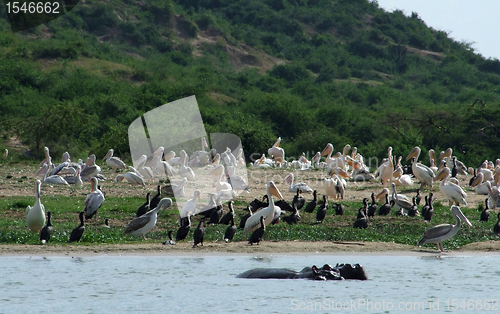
[418,206,471,252]
[26,180,45,233]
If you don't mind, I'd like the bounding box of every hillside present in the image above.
[1,0,500,166]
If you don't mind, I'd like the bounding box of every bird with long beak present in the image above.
[103,149,127,170]
[26,180,46,233]
[268,137,285,167]
[124,198,173,239]
[405,146,435,189]
[485,181,500,210]
[320,143,342,168]
[435,167,467,206]
[376,183,413,212]
[418,205,471,252]
[439,148,453,162]
[243,181,284,235]
[180,190,202,218]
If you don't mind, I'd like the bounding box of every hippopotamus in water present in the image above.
[236,263,367,281]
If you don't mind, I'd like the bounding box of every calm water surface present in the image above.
[1,253,499,313]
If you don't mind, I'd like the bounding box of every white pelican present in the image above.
[268,137,285,167]
[133,155,154,180]
[63,166,83,188]
[439,148,453,162]
[84,177,105,220]
[215,172,232,192]
[80,154,101,180]
[478,162,493,182]
[180,190,202,218]
[215,189,238,202]
[405,146,435,188]
[26,180,46,233]
[128,166,143,178]
[221,147,237,167]
[337,144,351,171]
[41,163,69,186]
[3,149,8,158]
[394,174,413,187]
[418,205,471,251]
[178,150,195,181]
[436,167,467,206]
[211,153,221,166]
[393,156,403,178]
[61,151,71,163]
[163,150,176,162]
[235,147,246,167]
[298,152,312,169]
[116,172,145,186]
[376,183,412,211]
[428,149,438,172]
[48,161,71,176]
[39,146,52,169]
[197,193,217,216]
[57,164,77,176]
[311,152,321,168]
[103,149,126,170]
[486,181,500,209]
[145,146,165,177]
[320,143,341,168]
[190,137,209,160]
[324,168,351,200]
[227,166,250,192]
[470,172,490,195]
[209,164,225,183]
[173,177,188,198]
[284,173,313,193]
[252,154,272,168]
[375,147,394,187]
[124,198,173,239]
[148,150,178,178]
[188,156,202,167]
[243,181,283,235]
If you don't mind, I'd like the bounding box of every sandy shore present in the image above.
[1,240,500,256]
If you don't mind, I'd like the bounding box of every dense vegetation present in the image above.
[1,0,500,167]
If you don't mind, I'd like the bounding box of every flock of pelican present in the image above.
[18,137,500,251]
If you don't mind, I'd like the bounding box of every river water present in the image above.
[1,253,499,313]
